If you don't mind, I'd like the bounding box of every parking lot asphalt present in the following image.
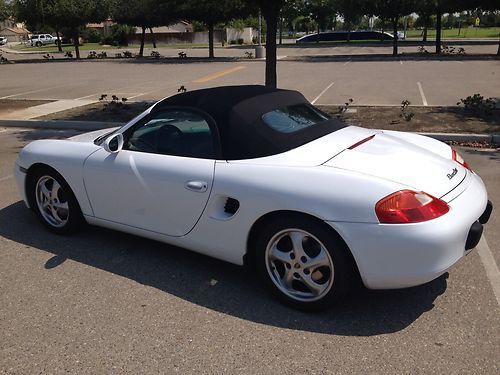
[0,127,498,374]
[0,58,498,108]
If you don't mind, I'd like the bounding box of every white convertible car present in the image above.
[14,85,492,310]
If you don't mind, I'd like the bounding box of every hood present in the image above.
[324,131,466,198]
[69,127,120,143]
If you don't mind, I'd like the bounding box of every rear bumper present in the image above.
[329,173,490,290]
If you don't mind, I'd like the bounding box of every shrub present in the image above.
[457,94,496,116]
[400,100,415,121]
[111,24,136,46]
[84,28,102,43]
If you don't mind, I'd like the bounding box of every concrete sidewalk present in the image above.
[2,99,97,120]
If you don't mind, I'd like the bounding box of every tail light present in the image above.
[452,149,472,171]
[376,190,449,224]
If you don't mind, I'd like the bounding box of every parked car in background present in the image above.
[0,37,7,45]
[296,30,396,43]
[29,34,60,47]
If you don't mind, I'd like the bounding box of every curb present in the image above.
[418,132,500,146]
[1,119,498,146]
[0,119,123,131]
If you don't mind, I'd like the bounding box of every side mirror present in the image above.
[103,133,124,153]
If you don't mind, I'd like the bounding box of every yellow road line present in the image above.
[192,66,245,83]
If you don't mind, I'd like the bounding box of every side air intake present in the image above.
[224,197,240,215]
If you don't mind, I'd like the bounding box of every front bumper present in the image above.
[329,173,490,290]
[14,162,29,208]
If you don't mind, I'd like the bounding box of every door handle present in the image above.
[185,180,208,193]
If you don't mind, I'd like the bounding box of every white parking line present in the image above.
[400,60,403,65]
[417,82,428,106]
[343,60,351,66]
[477,235,500,307]
[0,85,64,100]
[0,175,13,182]
[311,82,335,104]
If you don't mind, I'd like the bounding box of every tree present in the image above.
[334,0,365,42]
[112,0,175,57]
[278,0,302,43]
[414,0,434,41]
[306,0,336,37]
[50,0,109,59]
[183,0,250,58]
[14,0,109,58]
[370,0,415,56]
[253,0,286,88]
[0,0,11,21]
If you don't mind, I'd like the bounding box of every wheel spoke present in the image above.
[289,232,307,259]
[269,244,291,265]
[52,201,68,211]
[304,250,330,271]
[50,180,61,201]
[40,183,51,200]
[299,273,328,296]
[281,267,294,290]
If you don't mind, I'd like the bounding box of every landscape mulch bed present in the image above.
[36,102,500,136]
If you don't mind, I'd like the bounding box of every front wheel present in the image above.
[28,167,84,234]
[255,216,355,311]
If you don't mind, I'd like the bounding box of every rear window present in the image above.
[262,103,330,134]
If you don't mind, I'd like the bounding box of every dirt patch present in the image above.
[34,101,500,135]
[0,99,53,117]
[319,106,500,134]
[36,101,153,123]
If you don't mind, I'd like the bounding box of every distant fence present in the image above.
[128,31,224,45]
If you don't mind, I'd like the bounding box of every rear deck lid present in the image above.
[324,132,467,198]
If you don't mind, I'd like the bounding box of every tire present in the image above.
[35,41,42,47]
[27,166,85,234]
[255,216,355,311]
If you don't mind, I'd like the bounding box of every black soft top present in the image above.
[152,85,345,160]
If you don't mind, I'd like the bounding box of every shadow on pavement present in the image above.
[0,201,448,336]
[462,147,500,162]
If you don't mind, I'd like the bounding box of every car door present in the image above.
[83,108,220,237]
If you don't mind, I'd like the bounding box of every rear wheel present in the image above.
[35,41,42,47]
[255,216,355,311]
[28,167,84,234]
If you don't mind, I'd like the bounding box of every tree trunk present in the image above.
[436,9,442,54]
[264,11,278,88]
[73,30,80,59]
[422,14,428,42]
[497,35,500,55]
[55,28,62,52]
[392,18,398,56]
[208,21,214,58]
[279,16,283,45]
[139,26,146,57]
[149,27,156,48]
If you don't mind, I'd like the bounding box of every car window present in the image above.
[124,109,217,159]
[262,103,330,134]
